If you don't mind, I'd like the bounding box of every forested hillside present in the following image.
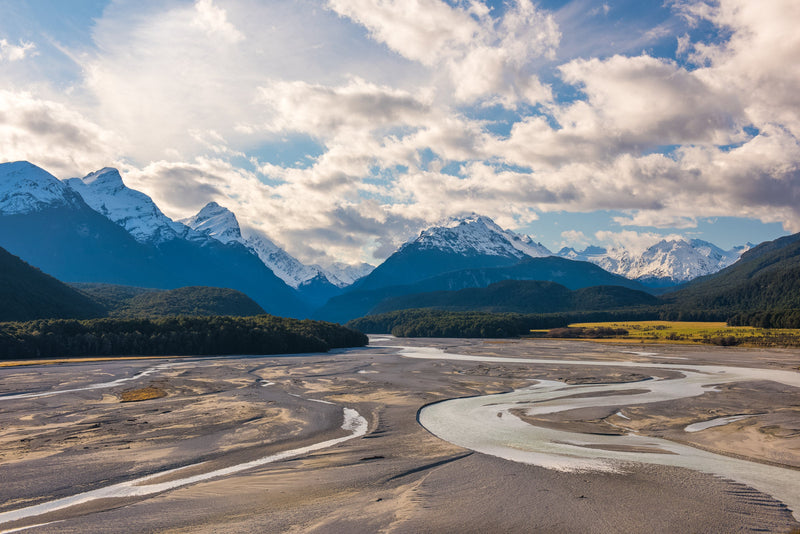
[74,284,266,318]
[370,280,658,315]
[660,233,800,325]
[0,246,104,321]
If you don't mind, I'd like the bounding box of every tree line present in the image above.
[0,315,368,360]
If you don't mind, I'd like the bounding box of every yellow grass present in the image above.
[560,320,800,345]
[119,386,167,402]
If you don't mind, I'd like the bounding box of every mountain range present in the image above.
[557,240,746,286]
[0,160,760,322]
[0,161,308,317]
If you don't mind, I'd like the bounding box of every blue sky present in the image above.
[0,0,798,263]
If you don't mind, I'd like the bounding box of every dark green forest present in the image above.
[347,309,664,338]
[0,247,104,321]
[74,284,266,318]
[0,315,367,359]
[370,280,659,315]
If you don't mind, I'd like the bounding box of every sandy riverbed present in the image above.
[0,337,797,533]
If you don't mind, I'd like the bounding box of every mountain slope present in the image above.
[558,239,744,286]
[0,162,307,318]
[65,168,201,244]
[74,284,266,318]
[0,161,85,214]
[322,262,375,287]
[0,246,104,321]
[352,214,551,292]
[315,255,651,323]
[370,280,658,315]
[178,201,241,244]
[180,202,356,308]
[661,232,800,316]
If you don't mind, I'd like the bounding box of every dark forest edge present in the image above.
[347,309,659,338]
[346,308,800,340]
[0,315,368,360]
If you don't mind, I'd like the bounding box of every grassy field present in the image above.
[541,321,800,347]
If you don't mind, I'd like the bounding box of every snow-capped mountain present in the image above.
[409,214,551,258]
[347,214,552,293]
[180,202,358,291]
[177,201,241,244]
[244,229,327,289]
[65,168,203,245]
[557,239,745,284]
[321,262,375,287]
[0,161,84,214]
[1,162,309,317]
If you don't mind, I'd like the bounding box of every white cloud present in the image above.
[560,230,590,249]
[0,90,120,177]
[192,0,244,43]
[3,0,800,263]
[256,78,431,138]
[595,230,685,255]
[0,39,36,62]
[679,0,800,136]
[327,0,559,105]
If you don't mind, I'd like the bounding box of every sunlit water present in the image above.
[405,346,800,519]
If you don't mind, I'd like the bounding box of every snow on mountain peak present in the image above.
[81,167,125,188]
[319,261,375,287]
[180,204,333,289]
[179,202,242,244]
[65,168,195,245]
[575,238,743,283]
[409,214,551,259]
[0,161,82,214]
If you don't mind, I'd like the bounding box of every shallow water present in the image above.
[407,345,800,519]
[0,362,181,401]
[0,407,367,527]
[684,414,761,432]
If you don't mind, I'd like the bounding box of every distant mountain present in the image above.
[179,201,348,307]
[315,255,650,323]
[180,202,372,290]
[0,162,307,317]
[557,239,744,286]
[177,201,242,244]
[75,284,266,318]
[0,161,86,214]
[661,232,800,317]
[352,214,551,293]
[321,262,375,287]
[65,168,204,245]
[370,279,659,315]
[0,245,104,321]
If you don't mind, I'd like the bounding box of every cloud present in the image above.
[0,90,119,177]
[0,39,36,62]
[678,0,800,136]
[192,0,244,43]
[595,229,685,254]
[4,0,800,263]
[495,54,744,169]
[327,0,559,105]
[560,230,590,249]
[256,78,431,138]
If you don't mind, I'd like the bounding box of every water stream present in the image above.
[405,345,800,519]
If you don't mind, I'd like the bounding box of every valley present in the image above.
[0,337,798,532]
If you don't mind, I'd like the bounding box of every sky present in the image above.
[0,0,797,265]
